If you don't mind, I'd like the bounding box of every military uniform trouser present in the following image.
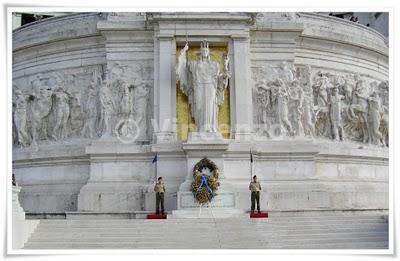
[251,191,260,212]
[156,192,164,214]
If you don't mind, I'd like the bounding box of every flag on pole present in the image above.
[250,150,253,163]
[152,153,158,164]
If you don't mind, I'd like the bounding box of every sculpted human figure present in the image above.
[368,91,383,145]
[313,74,332,138]
[298,65,315,137]
[68,92,84,137]
[350,79,370,143]
[290,80,305,136]
[279,62,296,84]
[132,80,150,140]
[315,75,330,107]
[29,75,53,146]
[329,87,344,141]
[99,72,115,137]
[51,83,71,141]
[176,40,231,133]
[119,80,133,118]
[254,80,271,135]
[302,87,315,137]
[271,79,293,136]
[13,87,31,147]
[378,81,389,146]
[81,76,99,138]
[343,73,361,104]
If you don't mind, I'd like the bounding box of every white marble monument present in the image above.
[12,12,388,217]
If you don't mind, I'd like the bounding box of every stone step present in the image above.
[38,220,387,227]
[219,242,389,249]
[31,224,388,234]
[34,217,387,225]
[28,232,388,243]
[29,229,388,241]
[24,237,389,249]
[33,223,388,232]
[24,215,389,249]
[36,215,386,223]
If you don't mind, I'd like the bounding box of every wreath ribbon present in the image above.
[196,175,213,196]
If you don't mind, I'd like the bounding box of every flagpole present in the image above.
[155,153,158,182]
[250,149,253,181]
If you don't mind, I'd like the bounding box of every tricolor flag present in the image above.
[152,153,158,164]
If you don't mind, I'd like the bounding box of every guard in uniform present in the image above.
[154,177,166,215]
[249,175,262,213]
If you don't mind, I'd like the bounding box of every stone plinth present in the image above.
[171,191,245,218]
[173,137,246,218]
[12,185,40,249]
[179,137,230,191]
[177,191,238,209]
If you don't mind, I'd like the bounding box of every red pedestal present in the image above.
[146,213,167,219]
[249,212,268,218]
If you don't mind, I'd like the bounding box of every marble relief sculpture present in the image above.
[11,58,387,148]
[132,80,150,140]
[11,62,153,147]
[81,73,100,138]
[176,40,231,133]
[51,85,71,141]
[271,79,293,136]
[12,86,30,147]
[254,80,271,137]
[99,70,116,138]
[29,75,53,147]
[329,87,344,141]
[368,91,384,145]
[252,63,388,146]
[348,79,370,143]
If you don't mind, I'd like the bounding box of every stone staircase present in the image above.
[23,215,388,249]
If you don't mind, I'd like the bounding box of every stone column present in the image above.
[230,35,253,140]
[153,34,177,143]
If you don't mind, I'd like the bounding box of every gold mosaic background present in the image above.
[176,46,231,140]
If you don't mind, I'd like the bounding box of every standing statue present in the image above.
[314,75,330,107]
[176,40,231,133]
[82,73,101,138]
[313,74,332,138]
[51,84,71,141]
[254,80,271,136]
[13,87,31,147]
[271,79,293,136]
[302,87,315,137]
[329,87,344,141]
[99,71,115,137]
[132,80,150,140]
[29,75,53,146]
[349,79,370,143]
[290,80,305,136]
[119,80,133,118]
[368,91,383,145]
[378,81,389,146]
[301,65,315,137]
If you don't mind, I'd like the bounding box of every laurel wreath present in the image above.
[190,157,220,204]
